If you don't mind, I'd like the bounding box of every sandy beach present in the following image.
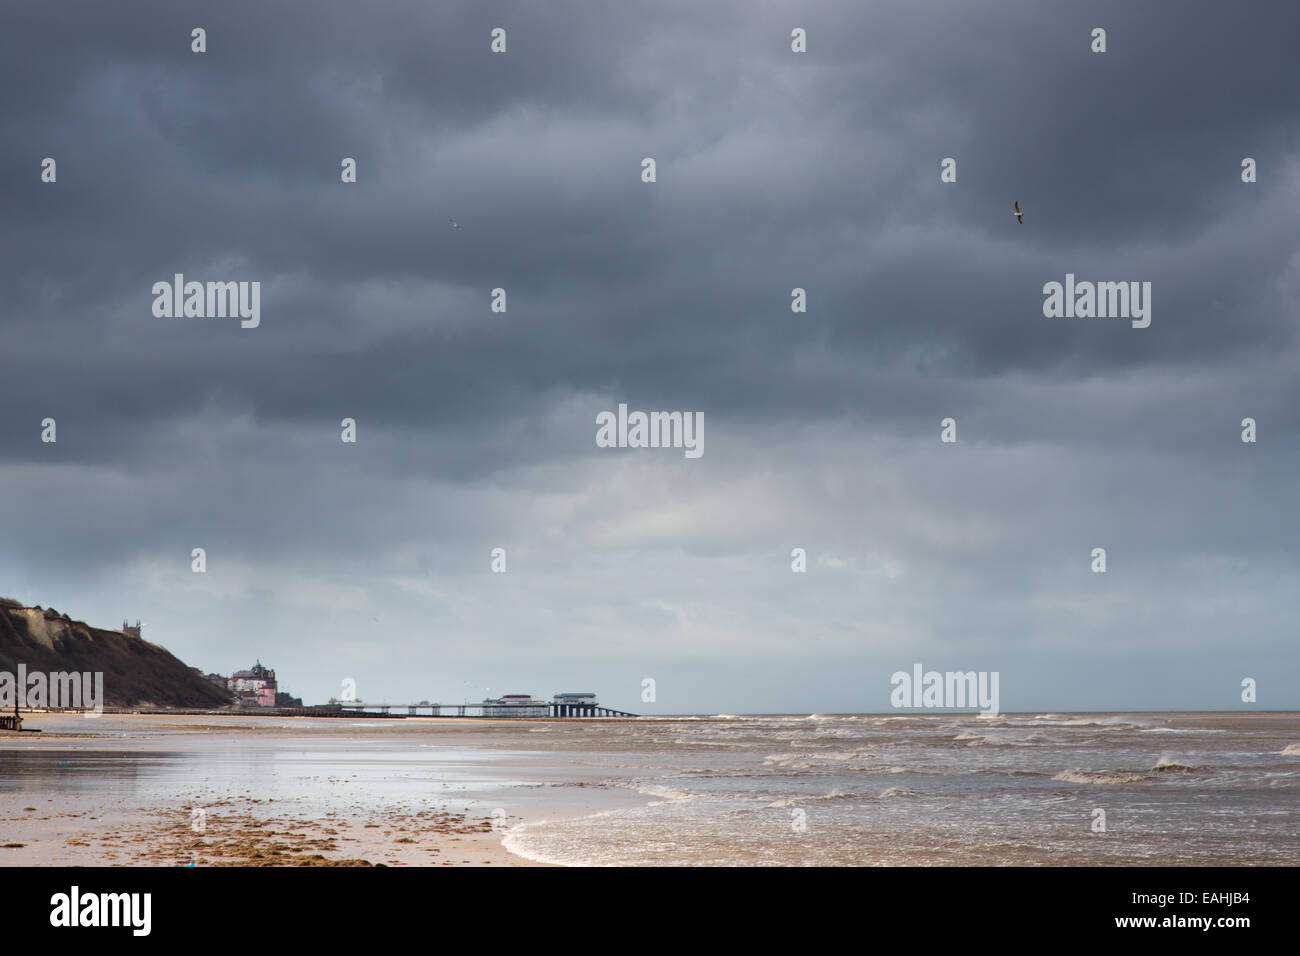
[1,795,521,867]
[0,713,648,867]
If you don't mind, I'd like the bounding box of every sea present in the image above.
[503,712,1300,865]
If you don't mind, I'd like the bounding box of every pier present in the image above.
[328,700,638,719]
[549,692,636,718]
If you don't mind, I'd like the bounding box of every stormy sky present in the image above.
[2,0,1297,714]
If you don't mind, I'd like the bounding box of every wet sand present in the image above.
[1,795,521,866]
[0,713,648,867]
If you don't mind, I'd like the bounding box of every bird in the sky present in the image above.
[449,218,460,230]
[1013,201,1023,224]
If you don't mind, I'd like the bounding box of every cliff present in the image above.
[0,599,232,709]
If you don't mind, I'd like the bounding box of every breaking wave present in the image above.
[1053,770,1147,785]
[878,787,913,798]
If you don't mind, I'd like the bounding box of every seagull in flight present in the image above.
[449,218,461,230]
[1013,201,1023,225]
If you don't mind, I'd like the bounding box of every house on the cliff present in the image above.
[228,661,277,707]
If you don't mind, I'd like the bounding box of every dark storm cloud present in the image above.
[1,1,1297,710]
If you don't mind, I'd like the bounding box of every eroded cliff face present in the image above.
[0,600,231,708]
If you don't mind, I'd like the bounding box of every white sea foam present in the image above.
[1053,770,1147,785]
[878,787,913,798]
[763,751,872,769]
[500,806,635,867]
[1023,715,1151,730]
[625,783,694,802]
[766,791,851,807]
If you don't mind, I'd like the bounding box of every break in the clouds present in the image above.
[2,0,1298,713]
